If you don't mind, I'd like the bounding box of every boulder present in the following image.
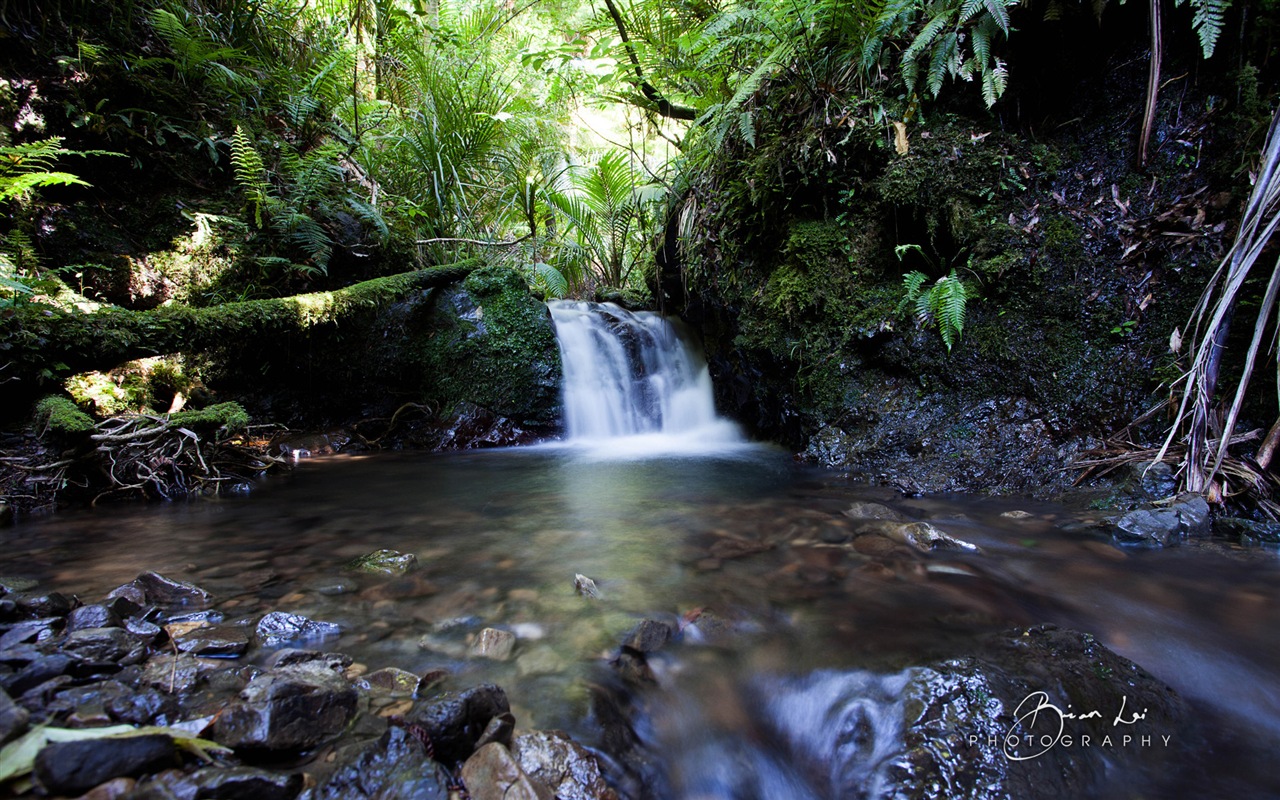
[212,663,358,751]
[33,734,175,795]
[406,683,510,765]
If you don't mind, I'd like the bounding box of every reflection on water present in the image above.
[4,448,1280,796]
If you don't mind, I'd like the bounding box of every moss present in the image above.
[170,401,250,433]
[417,266,562,425]
[33,395,96,434]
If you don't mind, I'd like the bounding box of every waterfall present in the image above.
[547,301,744,451]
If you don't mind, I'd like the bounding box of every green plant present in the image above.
[898,261,974,351]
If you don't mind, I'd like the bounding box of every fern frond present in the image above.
[230,125,270,228]
[1189,0,1227,58]
[982,0,1013,35]
[532,262,570,298]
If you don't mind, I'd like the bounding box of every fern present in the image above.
[1177,0,1227,58]
[898,267,974,351]
[530,262,570,298]
[230,125,270,228]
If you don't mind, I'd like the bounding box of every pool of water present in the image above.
[4,446,1279,797]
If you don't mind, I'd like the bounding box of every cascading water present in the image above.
[548,301,745,450]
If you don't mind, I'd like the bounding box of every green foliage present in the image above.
[1174,0,1229,58]
[898,267,975,351]
[529,262,570,298]
[230,125,269,227]
[170,401,250,433]
[33,395,96,435]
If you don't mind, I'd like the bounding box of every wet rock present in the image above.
[851,534,900,557]
[68,604,123,632]
[347,549,418,576]
[469,628,516,661]
[0,599,17,622]
[3,653,76,695]
[462,742,553,800]
[513,730,619,800]
[64,627,139,662]
[0,577,37,595]
[707,538,773,559]
[112,572,212,607]
[1113,494,1211,547]
[141,653,209,694]
[621,619,674,654]
[255,612,340,647]
[173,625,250,658]
[0,617,63,649]
[212,663,358,751]
[880,521,980,552]
[574,574,602,599]
[0,686,28,745]
[105,594,143,620]
[317,726,451,800]
[138,766,304,800]
[363,667,422,695]
[407,683,510,765]
[312,578,359,596]
[16,591,74,618]
[1128,460,1178,499]
[262,649,353,671]
[475,712,516,750]
[80,776,135,799]
[33,733,175,795]
[108,685,174,725]
[124,617,164,643]
[1216,517,1280,544]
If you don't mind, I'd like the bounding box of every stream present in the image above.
[3,302,1279,798]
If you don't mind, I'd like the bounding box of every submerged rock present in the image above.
[574,574,602,599]
[110,572,212,607]
[879,521,980,552]
[347,549,418,576]
[1214,516,1280,544]
[469,628,516,661]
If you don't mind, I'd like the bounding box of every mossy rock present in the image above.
[412,266,562,426]
[347,549,418,576]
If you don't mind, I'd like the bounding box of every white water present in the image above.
[547,301,747,456]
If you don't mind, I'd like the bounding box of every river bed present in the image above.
[4,446,1279,798]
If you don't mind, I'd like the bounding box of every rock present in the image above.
[621,619,674,654]
[462,742,553,800]
[842,501,909,522]
[67,604,123,632]
[1128,460,1178,499]
[108,685,174,725]
[0,504,12,527]
[163,766,305,800]
[104,594,143,620]
[363,667,422,695]
[0,686,28,745]
[262,649,353,671]
[212,663,358,751]
[513,730,619,800]
[1000,509,1035,519]
[255,611,341,647]
[881,521,980,552]
[0,617,63,649]
[115,572,212,607]
[3,653,76,695]
[406,683,510,765]
[475,712,516,750]
[173,625,250,658]
[63,627,139,662]
[312,579,359,596]
[79,777,135,800]
[1215,517,1280,543]
[141,653,209,694]
[1114,494,1212,547]
[0,577,37,595]
[317,726,451,800]
[851,534,900,557]
[16,591,74,618]
[574,574,602,599]
[347,549,418,576]
[33,733,175,795]
[469,628,516,661]
[124,617,164,643]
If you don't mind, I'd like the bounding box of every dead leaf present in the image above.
[1139,293,1154,311]
[1170,327,1183,353]
[893,121,909,155]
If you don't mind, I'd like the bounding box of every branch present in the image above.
[599,0,698,121]
[417,234,532,247]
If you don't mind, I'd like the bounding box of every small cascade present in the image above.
[547,301,743,449]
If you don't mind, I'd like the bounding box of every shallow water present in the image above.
[4,447,1280,797]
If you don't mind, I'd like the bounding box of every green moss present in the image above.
[417,266,561,424]
[170,401,249,433]
[33,395,96,434]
